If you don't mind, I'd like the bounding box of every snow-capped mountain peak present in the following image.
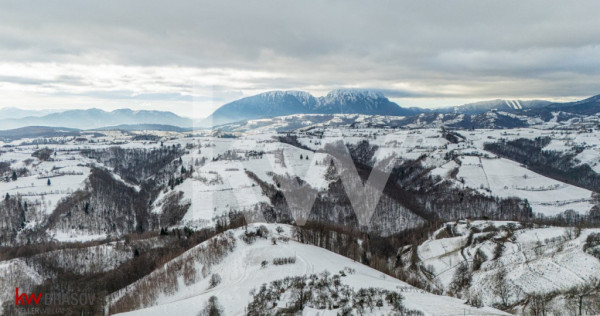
[203,89,418,126]
[257,90,318,107]
[324,88,386,101]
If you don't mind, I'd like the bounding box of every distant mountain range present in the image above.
[93,124,191,132]
[437,99,552,114]
[0,107,61,119]
[528,93,600,116]
[0,108,193,130]
[1,89,599,130]
[200,89,600,126]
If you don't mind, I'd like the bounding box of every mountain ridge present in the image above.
[2,91,600,130]
[0,108,194,130]
[0,107,62,119]
[202,89,423,126]
[438,99,552,114]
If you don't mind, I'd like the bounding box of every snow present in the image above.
[112,224,509,316]
[1,124,598,239]
[575,148,600,173]
[0,258,46,310]
[0,148,91,214]
[2,124,596,237]
[430,160,459,179]
[151,139,333,228]
[457,156,595,215]
[0,116,599,315]
[49,230,107,243]
[416,221,600,311]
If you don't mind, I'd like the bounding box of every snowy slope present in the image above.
[2,124,598,242]
[0,148,91,215]
[412,221,600,314]
[456,156,595,215]
[109,224,509,316]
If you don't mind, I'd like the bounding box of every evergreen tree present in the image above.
[199,296,222,316]
[47,178,51,186]
[11,171,17,181]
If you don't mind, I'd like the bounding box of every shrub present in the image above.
[32,148,53,161]
[493,242,504,260]
[585,233,600,260]
[473,248,488,271]
[449,262,471,297]
[209,273,222,288]
[467,293,483,308]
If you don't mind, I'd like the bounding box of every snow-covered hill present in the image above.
[0,118,599,315]
[407,221,600,314]
[108,224,510,316]
[1,124,599,244]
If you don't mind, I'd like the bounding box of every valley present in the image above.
[0,112,599,315]
[0,90,600,315]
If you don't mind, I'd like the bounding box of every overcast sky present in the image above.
[1,1,599,118]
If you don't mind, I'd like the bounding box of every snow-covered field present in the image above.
[456,156,595,215]
[2,124,599,241]
[0,149,91,215]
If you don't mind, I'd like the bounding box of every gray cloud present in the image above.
[0,0,599,116]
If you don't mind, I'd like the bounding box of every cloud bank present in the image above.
[0,1,599,117]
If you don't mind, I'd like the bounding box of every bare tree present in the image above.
[527,293,548,316]
[493,267,512,308]
[564,227,574,240]
[449,261,472,297]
